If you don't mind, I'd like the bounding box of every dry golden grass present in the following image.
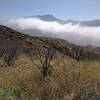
[0,54,100,99]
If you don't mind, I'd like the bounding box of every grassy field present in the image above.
[0,54,100,100]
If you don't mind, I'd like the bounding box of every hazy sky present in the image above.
[0,0,100,20]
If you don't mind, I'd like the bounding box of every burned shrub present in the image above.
[30,45,56,79]
[3,47,17,66]
[38,46,56,79]
[0,48,5,57]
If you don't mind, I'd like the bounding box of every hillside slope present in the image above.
[0,25,100,66]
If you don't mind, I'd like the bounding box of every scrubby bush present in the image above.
[3,47,17,66]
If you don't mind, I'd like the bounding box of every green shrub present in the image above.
[0,84,24,100]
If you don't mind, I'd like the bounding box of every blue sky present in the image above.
[0,0,100,20]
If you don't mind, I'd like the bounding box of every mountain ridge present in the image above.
[26,14,100,26]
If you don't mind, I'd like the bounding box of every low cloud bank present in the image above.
[1,17,100,46]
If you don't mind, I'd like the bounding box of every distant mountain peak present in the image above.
[35,14,55,18]
[24,14,63,22]
[34,14,62,22]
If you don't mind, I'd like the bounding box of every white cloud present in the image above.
[1,17,100,46]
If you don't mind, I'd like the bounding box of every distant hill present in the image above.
[65,19,100,26]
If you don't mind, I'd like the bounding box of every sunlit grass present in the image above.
[0,54,100,99]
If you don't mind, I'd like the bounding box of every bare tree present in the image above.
[30,45,56,79]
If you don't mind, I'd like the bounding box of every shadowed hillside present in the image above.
[0,25,100,66]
